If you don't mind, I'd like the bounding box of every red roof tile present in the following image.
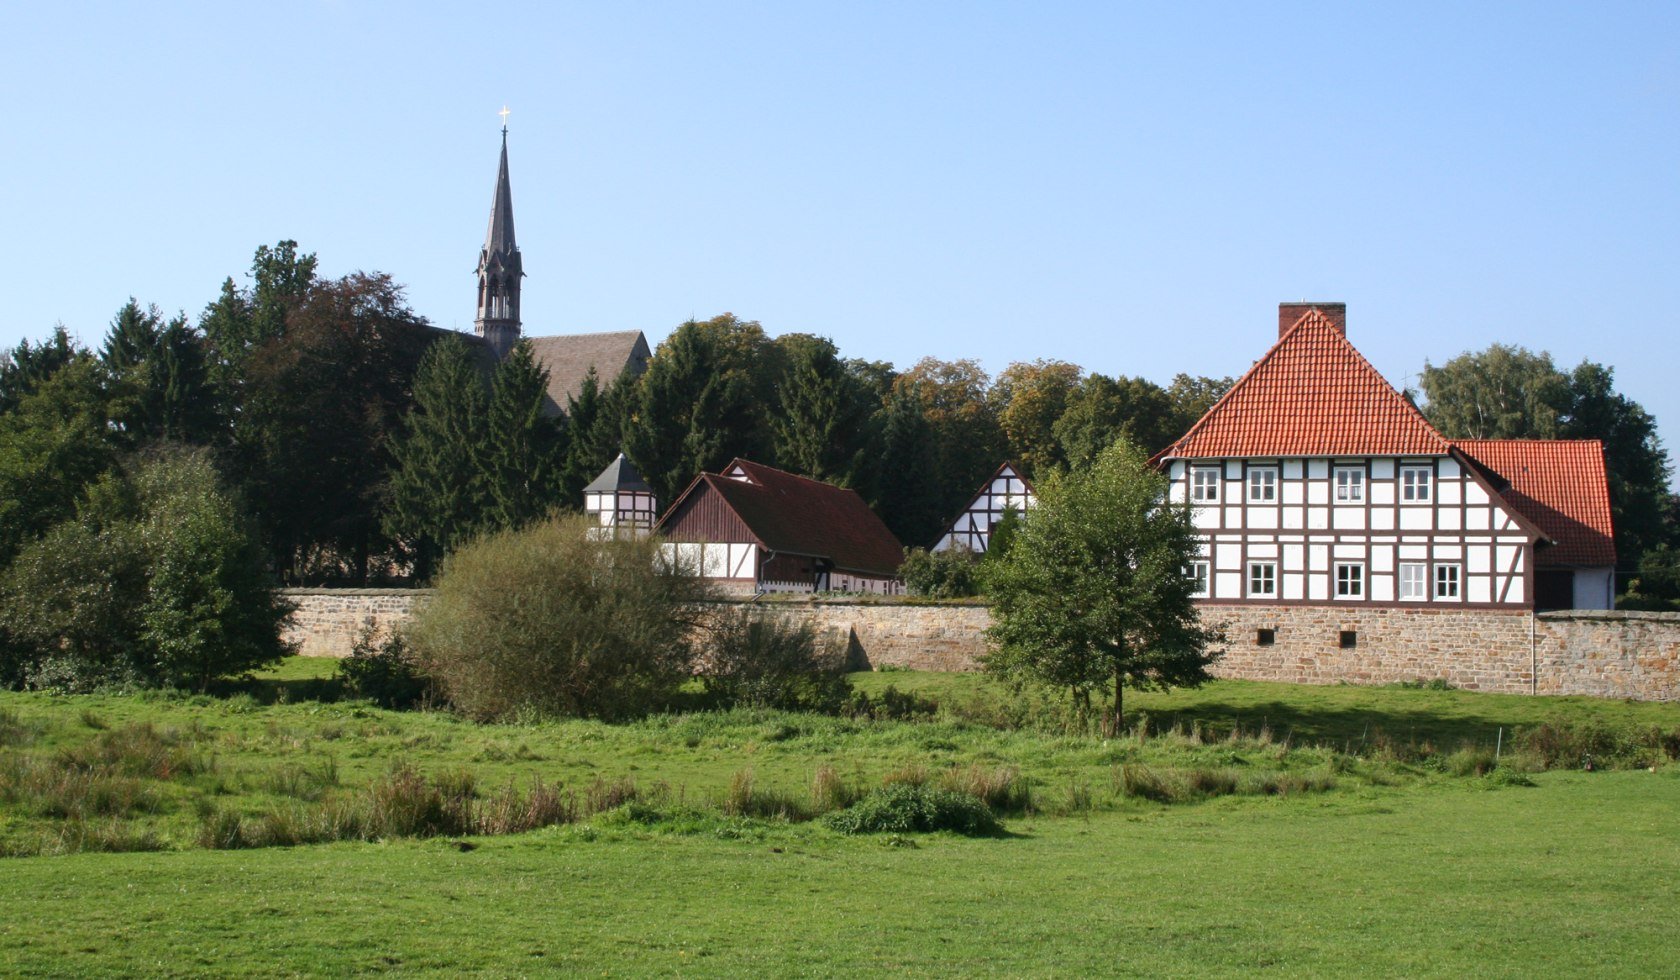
[660,460,904,576]
[1157,309,1450,459]
[1452,440,1616,568]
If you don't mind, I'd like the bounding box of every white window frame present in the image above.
[1187,560,1210,598]
[1434,563,1462,600]
[1247,561,1277,597]
[1400,464,1433,503]
[1335,562,1365,599]
[1334,466,1365,503]
[1247,466,1278,503]
[1399,562,1427,601]
[1191,467,1220,503]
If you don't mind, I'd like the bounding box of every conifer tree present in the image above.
[483,340,566,531]
[384,335,489,580]
[771,334,873,486]
[559,368,623,506]
[872,385,945,548]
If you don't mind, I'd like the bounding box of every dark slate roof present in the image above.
[659,459,904,577]
[485,131,516,256]
[1453,440,1616,568]
[525,330,651,414]
[584,453,652,494]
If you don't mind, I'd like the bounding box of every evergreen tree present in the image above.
[0,356,117,566]
[625,314,773,502]
[384,334,490,581]
[770,334,874,486]
[0,326,77,414]
[483,340,567,531]
[559,368,624,506]
[872,385,945,548]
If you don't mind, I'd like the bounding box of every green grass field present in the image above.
[2,660,1677,975]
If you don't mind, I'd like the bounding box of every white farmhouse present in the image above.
[1154,303,1615,611]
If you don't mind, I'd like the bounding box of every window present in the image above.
[1248,467,1278,502]
[1334,467,1365,502]
[1434,564,1461,600]
[1256,628,1275,646]
[1247,562,1276,597]
[1191,467,1220,503]
[1399,562,1427,600]
[1186,561,1210,597]
[1335,563,1365,599]
[1400,465,1433,502]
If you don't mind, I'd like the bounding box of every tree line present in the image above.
[1,238,1676,689]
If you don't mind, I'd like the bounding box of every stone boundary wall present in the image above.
[282,589,431,659]
[281,590,1679,700]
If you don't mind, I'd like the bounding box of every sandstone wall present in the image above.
[1198,605,1536,693]
[1534,610,1680,701]
[280,590,1680,700]
[281,589,429,659]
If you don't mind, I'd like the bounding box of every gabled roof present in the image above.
[658,459,904,577]
[584,453,652,494]
[1156,308,1450,460]
[525,330,651,415]
[1452,440,1616,568]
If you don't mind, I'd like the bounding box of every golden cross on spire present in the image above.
[498,105,511,130]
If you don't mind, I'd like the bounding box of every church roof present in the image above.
[658,459,904,577]
[1452,439,1616,568]
[525,330,651,414]
[584,453,652,494]
[1155,307,1450,460]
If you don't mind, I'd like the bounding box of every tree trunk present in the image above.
[1111,671,1124,738]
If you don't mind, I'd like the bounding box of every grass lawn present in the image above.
[2,660,1677,975]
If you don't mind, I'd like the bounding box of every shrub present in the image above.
[701,607,851,713]
[899,547,982,599]
[407,514,709,721]
[0,448,290,692]
[823,784,999,836]
[338,625,431,710]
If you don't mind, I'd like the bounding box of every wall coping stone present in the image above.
[1537,609,1680,623]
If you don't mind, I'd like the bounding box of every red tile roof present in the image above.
[1156,309,1450,460]
[661,459,904,577]
[1452,440,1616,568]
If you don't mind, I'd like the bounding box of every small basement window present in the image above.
[1338,630,1358,649]
[1256,628,1276,646]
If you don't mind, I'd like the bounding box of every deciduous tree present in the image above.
[984,440,1222,735]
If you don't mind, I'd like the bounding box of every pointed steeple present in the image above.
[475,117,523,359]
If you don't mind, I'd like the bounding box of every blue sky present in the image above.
[2,3,1676,471]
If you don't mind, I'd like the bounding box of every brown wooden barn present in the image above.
[655,459,905,594]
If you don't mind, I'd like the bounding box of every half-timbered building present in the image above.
[933,463,1036,553]
[656,459,905,595]
[1154,303,1614,611]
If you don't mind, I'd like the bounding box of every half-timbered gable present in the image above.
[1152,303,1604,609]
[933,463,1036,553]
[656,459,904,595]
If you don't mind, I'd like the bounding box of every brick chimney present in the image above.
[1279,302,1346,338]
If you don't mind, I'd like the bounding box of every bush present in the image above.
[899,547,983,599]
[701,607,851,713]
[823,784,1000,836]
[0,448,290,691]
[407,515,710,721]
[338,625,431,710]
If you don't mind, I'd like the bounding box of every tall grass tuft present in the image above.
[938,764,1034,815]
[720,768,807,821]
[810,765,858,814]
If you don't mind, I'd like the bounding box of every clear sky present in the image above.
[3,3,1676,470]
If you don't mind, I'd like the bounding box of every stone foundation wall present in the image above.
[1199,605,1536,692]
[280,590,1680,700]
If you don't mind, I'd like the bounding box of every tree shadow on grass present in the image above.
[1139,698,1559,751]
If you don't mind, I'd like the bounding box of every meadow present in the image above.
[2,660,1677,976]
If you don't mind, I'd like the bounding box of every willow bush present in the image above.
[407,515,709,721]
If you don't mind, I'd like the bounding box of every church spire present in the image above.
[475,110,523,358]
